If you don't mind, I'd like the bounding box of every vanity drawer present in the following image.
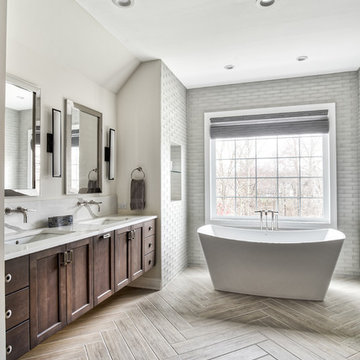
[6,320,30,360]
[143,220,155,238]
[5,256,29,295]
[144,235,155,255]
[144,251,155,272]
[5,287,29,331]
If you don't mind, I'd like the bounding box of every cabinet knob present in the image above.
[6,345,13,355]
[148,226,153,231]
[148,243,152,248]
[5,309,12,319]
[148,260,152,266]
[5,274,12,283]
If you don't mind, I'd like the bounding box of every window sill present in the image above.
[208,217,335,230]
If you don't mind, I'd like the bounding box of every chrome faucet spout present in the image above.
[77,199,102,212]
[4,206,35,223]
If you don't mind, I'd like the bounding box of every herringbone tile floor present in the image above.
[21,267,360,360]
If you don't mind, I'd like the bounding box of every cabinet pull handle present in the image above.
[148,260,152,266]
[127,232,132,241]
[6,345,12,355]
[132,230,135,240]
[5,309,12,319]
[67,250,73,264]
[62,252,68,266]
[101,233,111,239]
[5,273,12,283]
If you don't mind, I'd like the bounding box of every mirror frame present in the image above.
[65,99,103,195]
[5,74,41,197]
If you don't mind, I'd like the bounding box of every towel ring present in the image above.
[88,168,98,180]
[131,167,145,180]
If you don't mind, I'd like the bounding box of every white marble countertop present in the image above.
[4,215,157,261]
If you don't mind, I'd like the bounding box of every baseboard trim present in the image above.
[129,276,162,290]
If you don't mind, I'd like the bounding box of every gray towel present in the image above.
[130,179,146,210]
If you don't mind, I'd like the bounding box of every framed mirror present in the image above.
[5,75,41,196]
[65,99,103,194]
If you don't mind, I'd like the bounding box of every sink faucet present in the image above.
[77,199,102,212]
[5,206,35,223]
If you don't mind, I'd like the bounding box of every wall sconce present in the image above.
[47,109,62,177]
[104,128,115,180]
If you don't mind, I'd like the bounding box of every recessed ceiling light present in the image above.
[256,0,275,8]
[297,56,308,62]
[224,64,235,70]
[112,0,134,8]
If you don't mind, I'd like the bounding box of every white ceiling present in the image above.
[76,0,360,89]
[7,0,140,93]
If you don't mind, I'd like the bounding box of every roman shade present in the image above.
[210,109,329,139]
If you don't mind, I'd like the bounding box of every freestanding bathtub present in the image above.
[197,225,345,301]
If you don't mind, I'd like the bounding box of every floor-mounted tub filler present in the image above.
[197,225,345,301]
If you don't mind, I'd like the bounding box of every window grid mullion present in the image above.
[234,140,237,215]
[276,137,279,213]
[255,139,258,210]
[298,137,302,217]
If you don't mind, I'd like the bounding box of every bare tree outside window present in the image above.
[215,135,324,218]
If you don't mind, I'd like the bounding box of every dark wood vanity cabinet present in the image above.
[130,223,145,280]
[30,238,94,347]
[6,218,156,359]
[29,245,67,347]
[114,227,131,291]
[93,232,114,305]
[5,256,30,360]
[144,220,156,272]
[66,237,93,323]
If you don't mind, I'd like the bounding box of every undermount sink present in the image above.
[5,229,75,246]
[79,216,133,226]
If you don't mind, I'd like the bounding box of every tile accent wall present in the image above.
[187,71,360,275]
[161,63,188,285]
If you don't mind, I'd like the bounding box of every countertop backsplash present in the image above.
[4,194,117,234]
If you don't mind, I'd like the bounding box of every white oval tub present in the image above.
[197,225,345,301]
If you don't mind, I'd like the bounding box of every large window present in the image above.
[205,104,337,228]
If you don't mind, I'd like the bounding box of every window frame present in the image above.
[204,103,337,229]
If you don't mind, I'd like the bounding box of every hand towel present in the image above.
[130,179,146,210]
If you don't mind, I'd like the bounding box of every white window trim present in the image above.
[204,103,337,229]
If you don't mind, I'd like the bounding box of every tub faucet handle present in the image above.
[255,210,264,231]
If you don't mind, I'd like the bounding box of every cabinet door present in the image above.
[114,227,131,292]
[66,238,93,323]
[93,232,114,305]
[130,224,144,281]
[30,245,67,347]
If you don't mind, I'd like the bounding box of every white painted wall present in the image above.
[6,29,117,201]
[0,0,7,356]
[117,60,162,281]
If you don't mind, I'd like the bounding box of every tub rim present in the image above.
[197,224,345,244]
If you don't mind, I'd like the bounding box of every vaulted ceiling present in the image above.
[76,0,360,89]
[7,0,140,93]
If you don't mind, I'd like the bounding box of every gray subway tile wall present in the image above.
[187,71,360,275]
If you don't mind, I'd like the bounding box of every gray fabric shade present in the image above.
[210,110,329,139]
